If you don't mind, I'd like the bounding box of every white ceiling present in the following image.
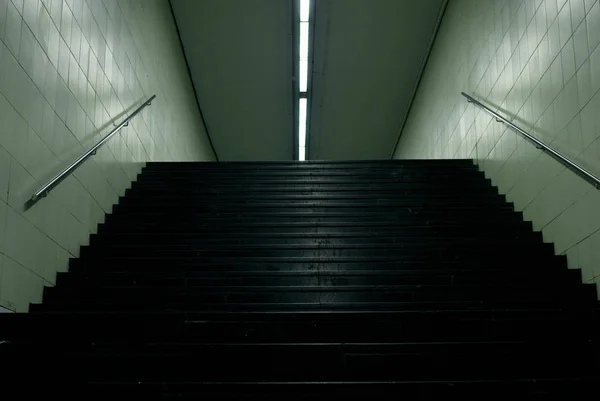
[309,0,445,160]
[171,0,294,161]
[171,0,445,161]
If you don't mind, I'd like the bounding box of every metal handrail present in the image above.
[30,95,156,203]
[461,92,600,189]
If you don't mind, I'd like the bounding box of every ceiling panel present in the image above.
[171,0,294,161]
[308,0,445,160]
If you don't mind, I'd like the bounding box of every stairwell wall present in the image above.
[394,0,600,296]
[0,0,215,311]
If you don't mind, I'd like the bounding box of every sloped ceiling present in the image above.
[171,0,294,161]
[171,0,445,161]
[308,0,445,160]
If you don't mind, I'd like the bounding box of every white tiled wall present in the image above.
[395,0,600,295]
[0,0,215,311]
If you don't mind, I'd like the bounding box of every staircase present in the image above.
[1,160,598,398]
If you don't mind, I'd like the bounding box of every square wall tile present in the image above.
[4,0,22,56]
[591,42,600,93]
[8,156,38,210]
[0,199,7,251]
[0,145,10,202]
[0,256,43,312]
[3,205,42,273]
[587,0,600,52]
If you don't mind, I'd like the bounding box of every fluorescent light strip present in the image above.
[299,60,308,93]
[299,23,309,60]
[300,0,310,21]
[298,0,310,160]
[299,98,307,148]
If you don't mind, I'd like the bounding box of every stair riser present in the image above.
[55,271,581,289]
[143,161,476,169]
[126,187,501,194]
[89,233,543,247]
[27,380,597,400]
[112,204,515,214]
[4,308,595,331]
[132,178,492,187]
[96,221,535,235]
[106,209,517,219]
[1,349,592,381]
[136,172,488,181]
[42,286,595,306]
[18,311,598,343]
[56,269,581,288]
[69,257,568,273]
[125,186,498,196]
[77,245,557,259]
[100,214,526,228]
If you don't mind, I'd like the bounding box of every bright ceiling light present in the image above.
[300,0,310,22]
[299,60,308,92]
[299,99,307,147]
[298,0,311,161]
[299,22,309,61]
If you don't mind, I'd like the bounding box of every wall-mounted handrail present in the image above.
[30,95,156,203]
[461,92,600,189]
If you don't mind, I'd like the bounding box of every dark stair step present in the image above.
[16,379,593,401]
[77,242,557,259]
[35,299,595,313]
[55,269,582,289]
[109,208,518,221]
[118,195,505,207]
[68,256,569,273]
[96,220,536,235]
[41,283,597,307]
[5,310,598,342]
[141,161,478,169]
[1,341,594,382]
[127,178,495,187]
[137,169,487,179]
[120,190,501,202]
[143,160,476,169]
[125,183,497,194]
[76,378,600,400]
[136,168,487,178]
[56,270,455,288]
[101,212,527,228]
[137,178,490,188]
[98,223,530,234]
[82,239,552,250]
[112,202,516,215]
[126,184,496,195]
[89,232,543,247]
[107,207,517,219]
[102,212,523,225]
[113,197,514,212]
[132,177,491,186]
[132,173,489,182]
[4,378,599,401]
